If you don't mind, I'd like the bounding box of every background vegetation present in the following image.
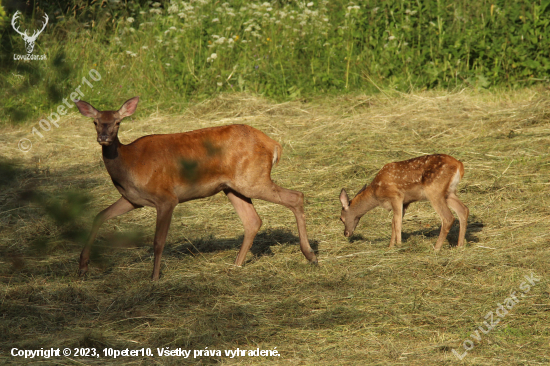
[1,0,549,124]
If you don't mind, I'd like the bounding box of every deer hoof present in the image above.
[78,267,88,277]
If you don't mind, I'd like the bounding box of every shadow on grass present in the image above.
[402,219,484,247]
[0,158,111,277]
[164,228,319,263]
[346,219,484,247]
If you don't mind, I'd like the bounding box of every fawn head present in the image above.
[75,97,139,146]
[339,188,360,237]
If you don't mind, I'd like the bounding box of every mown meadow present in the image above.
[1,0,550,365]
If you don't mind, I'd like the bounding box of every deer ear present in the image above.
[75,100,100,118]
[339,189,350,210]
[117,97,139,119]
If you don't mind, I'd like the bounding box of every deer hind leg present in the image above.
[151,199,177,281]
[389,200,404,248]
[80,197,140,276]
[224,189,262,266]
[427,194,455,251]
[238,181,317,264]
[446,193,469,248]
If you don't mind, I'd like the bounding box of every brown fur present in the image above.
[340,154,469,251]
[75,97,316,280]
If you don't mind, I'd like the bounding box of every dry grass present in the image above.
[1,88,549,365]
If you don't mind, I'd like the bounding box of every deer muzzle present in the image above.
[97,135,112,145]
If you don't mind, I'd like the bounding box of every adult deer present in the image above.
[339,154,468,250]
[75,97,317,280]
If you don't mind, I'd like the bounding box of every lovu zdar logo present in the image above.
[12,11,48,60]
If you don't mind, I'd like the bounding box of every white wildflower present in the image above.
[212,18,219,22]
[152,2,161,7]
[126,17,134,23]
[217,82,223,86]
[307,2,314,6]
[388,35,396,40]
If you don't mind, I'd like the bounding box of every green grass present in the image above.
[1,0,549,124]
[0,88,549,364]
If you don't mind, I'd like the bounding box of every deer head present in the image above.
[75,97,139,146]
[339,188,361,237]
[12,11,49,54]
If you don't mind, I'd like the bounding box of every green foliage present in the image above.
[1,0,549,124]
[0,0,7,30]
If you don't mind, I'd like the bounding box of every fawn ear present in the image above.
[117,96,139,119]
[75,100,100,118]
[339,189,350,210]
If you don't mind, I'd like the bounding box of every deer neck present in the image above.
[350,185,379,218]
[101,137,129,183]
[102,136,121,160]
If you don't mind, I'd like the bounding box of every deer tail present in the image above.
[272,142,282,166]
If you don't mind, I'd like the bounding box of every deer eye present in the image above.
[93,121,97,126]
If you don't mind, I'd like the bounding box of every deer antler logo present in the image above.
[12,11,48,54]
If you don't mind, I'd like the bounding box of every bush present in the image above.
[1,0,549,124]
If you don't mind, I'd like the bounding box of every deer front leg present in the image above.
[389,201,403,248]
[80,197,139,276]
[151,201,177,281]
